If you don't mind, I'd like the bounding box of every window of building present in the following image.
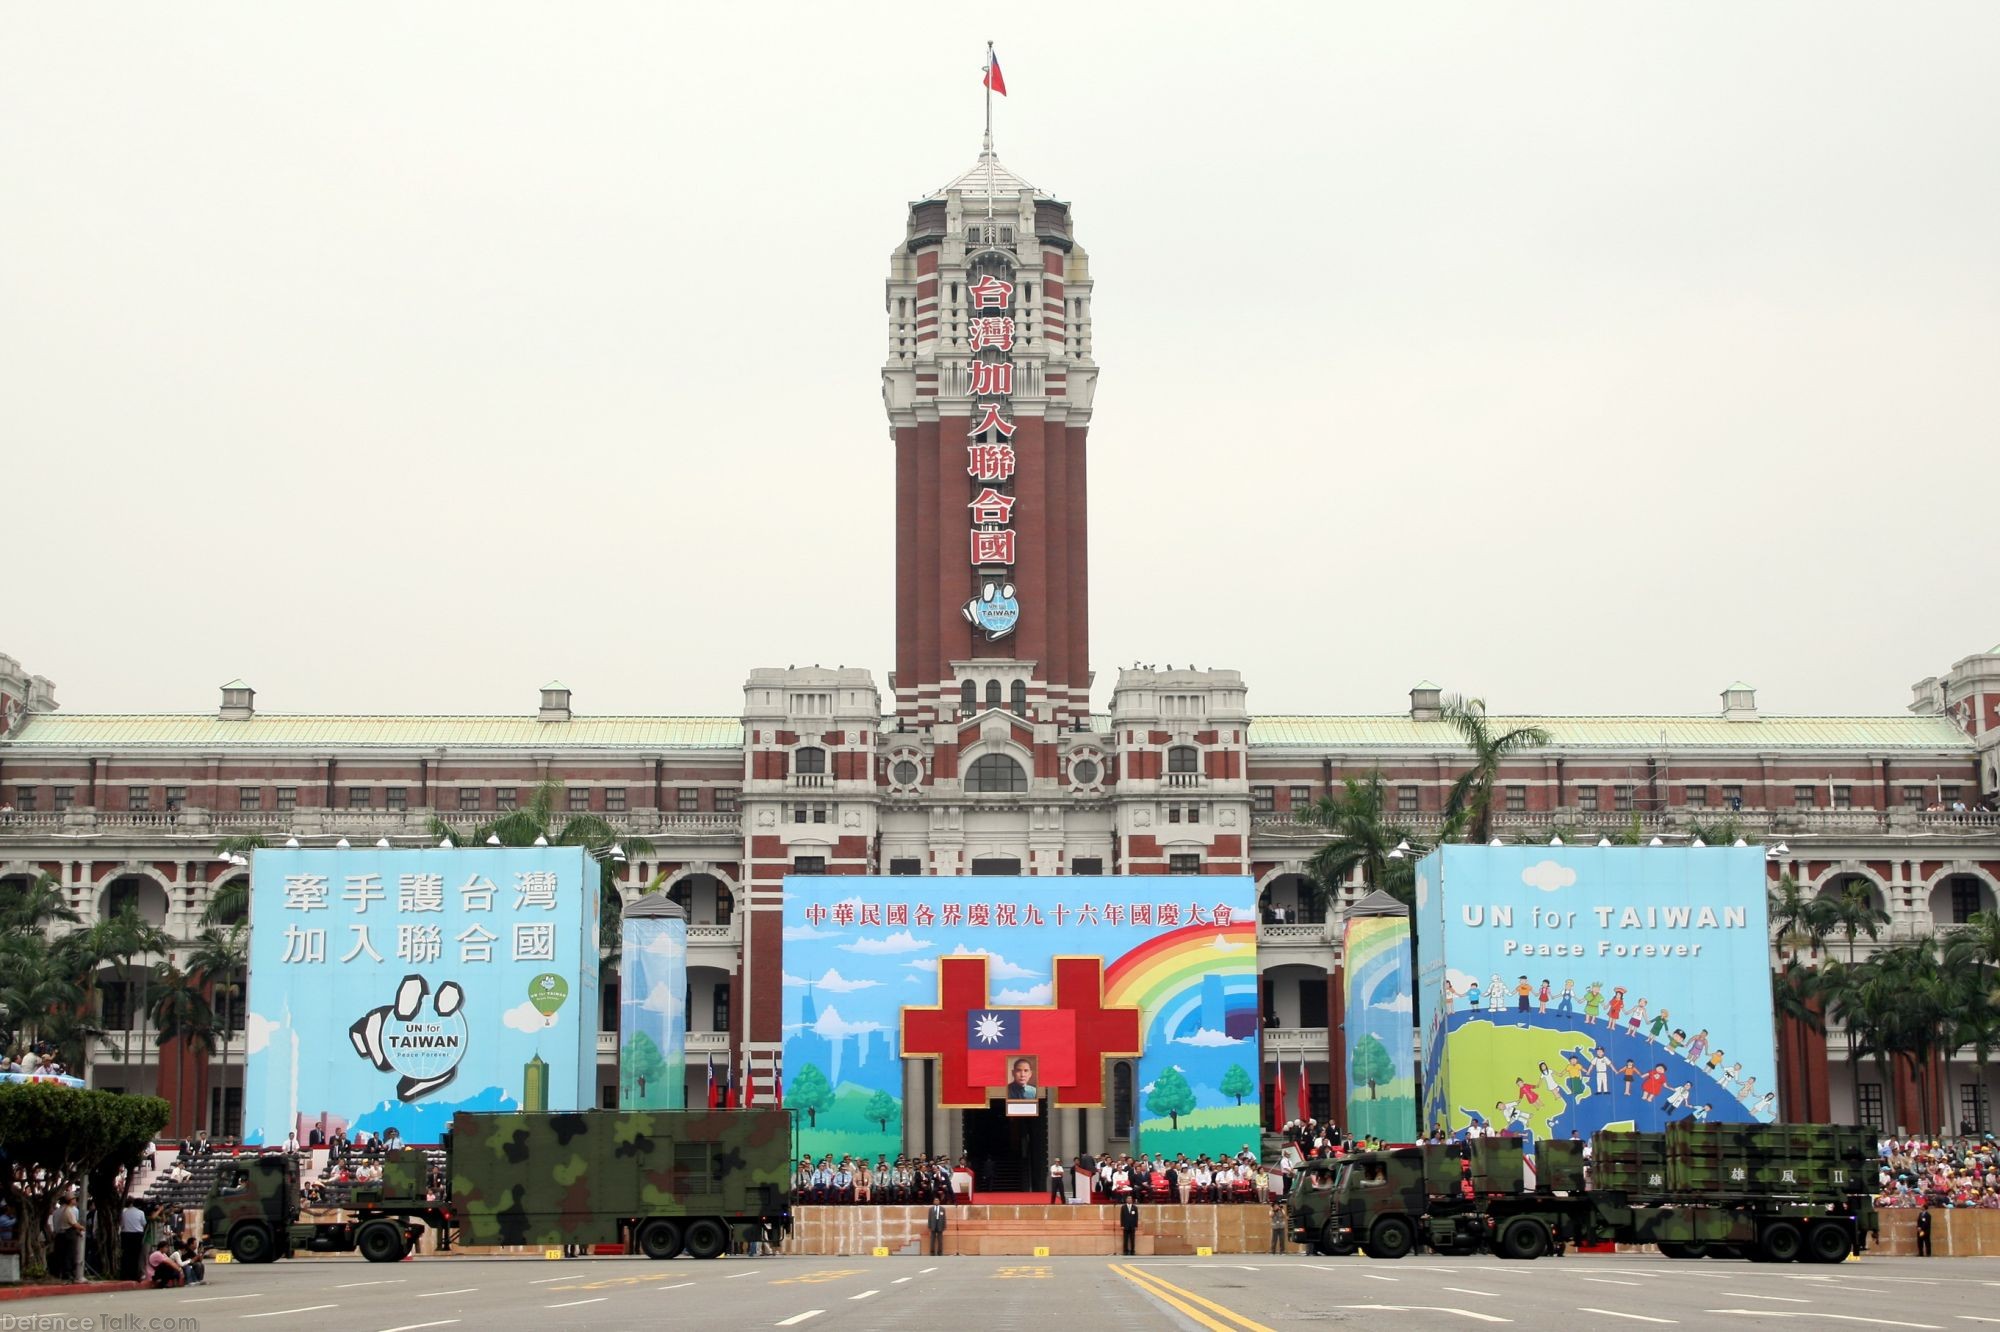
[1577,787,1599,813]
[344,787,368,809]
[792,856,826,875]
[1112,1060,1134,1138]
[1010,680,1028,715]
[1857,1082,1885,1130]
[812,803,828,824]
[1503,786,1525,813]
[605,788,627,813]
[1832,785,1852,810]
[495,788,518,811]
[970,857,1022,875]
[1397,787,1418,814]
[1684,784,1707,807]
[1614,785,1634,813]
[889,858,922,875]
[385,787,407,813]
[892,759,921,786]
[1905,786,1927,810]
[1071,857,1104,876]
[713,985,731,1034]
[965,753,1027,793]
[1941,785,1963,805]
[1168,805,1183,824]
[568,788,590,812]
[792,747,826,776]
[792,804,805,825]
[1070,758,1100,786]
[670,787,693,812]
[1794,785,1815,809]
[1290,785,1313,809]
[1185,804,1202,823]
[1722,784,1744,810]
[52,786,73,812]
[1251,786,1275,815]
[1952,879,1983,925]
[985,680,1002,710]
[239,788,261,811]
[1168,854,1201,875]
[715,788,739,813]
[458,788,481,811]
[14,787,36,812]
[128,787,151,812]
[274,786,295,813]
[1167,746,1199,774]
[165,787,186,811]
[1962,1084,1992,1135]
[961,680,978,713]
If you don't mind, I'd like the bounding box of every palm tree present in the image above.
[1822,878,1891,964]
[0,871,82,934]
[1296,772,1425,914]
[186,923,248,1135]
[150,961,217,1138]
[96,908,174,1080]
[201,835,266,928]
[1768,873,1835,962]
[1944,910,2000,998]
[1441,697,1551,844]
[0,941,83,1050]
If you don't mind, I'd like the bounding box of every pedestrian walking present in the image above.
[119,1200,147,1281]
[928,1202,948,1256]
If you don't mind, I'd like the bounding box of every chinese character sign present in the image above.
[781,875,1259,1163]
[1415,846,1777,1144]
[964,268,1020,643]
[242,847,599,1144]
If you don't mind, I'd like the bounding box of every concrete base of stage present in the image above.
[787,1204,1278,1256]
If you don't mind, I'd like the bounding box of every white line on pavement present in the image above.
[336,1280,407,1288]
[727,1271,757,1279]
[378,1323,461,1332]
[1445,1288,1499,1298]
[546,1298,608,1309]
[662,1282,694,1290]
[892,1277,912,1284]
[1958,1320,2000,1325]
[775,1314,823,1327]
[920,1266,938,1273]
[182,1294,263,1303]
[1359,1272,1399,1282]
[850,1289,879,1300]
[527,1276,570,1285]
[1578,1309,1677,1325]
[1723,1292,1813,1303]
[1582,1278,1641,1286]
[415,1288,480,1299]
[243,1305,339,1319]
[1705,1311,1940,1329]
[1333,1305,1512,1324]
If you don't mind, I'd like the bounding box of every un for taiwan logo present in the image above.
[349,974,469,1102]
[963,580,1019,641]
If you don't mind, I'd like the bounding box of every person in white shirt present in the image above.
[119,1202,148,1280]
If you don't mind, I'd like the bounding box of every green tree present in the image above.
[1823,878,1890,964]
[1349,1033,1395,1100]
[1219,1063,1254,1107]
[201,836,266,927]
[0,872,81,935]
[1145,1067,1196,1130]
[1441,697,1552,844]
[1296,772,1426,913]
[1768,873,1834,961]
[0,1084,169,1279]
[150,962,216,1138]
[786,1062,835,1128]
[186,923,248,1135]
[862,1088,899,1133]
[620,1030,670,1103]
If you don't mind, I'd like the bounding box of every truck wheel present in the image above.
[357,1220,408,1264]
[1316,1222,1355,1257]
[1363,1216,1415,1260]
[638,1219,685,1260]
[1758,1221,1804,1264]
[684,1218,728,1260]
[1805,1221,1852,1264]
[1498,1219,1549,1261]
[229,1224,275,1265]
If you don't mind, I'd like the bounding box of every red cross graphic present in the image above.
[901,954,1141,1109]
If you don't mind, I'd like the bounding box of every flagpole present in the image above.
[983,40,996,221]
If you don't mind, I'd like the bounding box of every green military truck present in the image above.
[1289,1121,1876,1264]
[203,1108,794,1264]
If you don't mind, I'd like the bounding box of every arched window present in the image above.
[1168,745,1200,774]
[985,679,1003,709]
[964,753,1027,794]
[1010,680,1028,715]
[961,680,978,713]
[792,747,826,776]
[1113,1061,1134,1138]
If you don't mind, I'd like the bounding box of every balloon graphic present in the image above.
[529,973,569,1026]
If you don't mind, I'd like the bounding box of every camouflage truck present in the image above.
[1288,1121,1876,1264]
[203,1108,794,1264]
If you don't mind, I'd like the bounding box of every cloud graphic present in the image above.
[838,930,934,955]
[502,1000,547,1033]
[1211,935,1247,951]
[811,1005,889,1040]
[902,944,1041,980]
[995,983,1052,1004]
[243,1011,278,1056]
[641,931,686,956]
[1370,994,1413,1014]
[636,983,682,1016]
[1416,873,1430,912]
[1171,1027,1242,1047]
[1521,860,1577,893]
[783,967,881,993]
[784,924,838,942]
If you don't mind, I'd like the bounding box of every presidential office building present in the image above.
[3,141,1999,1145]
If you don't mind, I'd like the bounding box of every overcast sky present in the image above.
[5,5,1995,721]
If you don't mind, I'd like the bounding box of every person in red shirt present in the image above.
[1640,1064,1669,1102]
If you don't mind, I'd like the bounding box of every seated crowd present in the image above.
[1876,1134,2000,1209]
[793,1154,970,1204]
[1,1040,72,1080]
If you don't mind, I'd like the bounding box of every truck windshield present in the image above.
[1332,1164,1351,1193]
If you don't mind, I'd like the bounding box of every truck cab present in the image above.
[202,1155,299,1264]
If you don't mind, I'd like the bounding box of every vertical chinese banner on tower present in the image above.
[241,846,599,1144]
[962,271,1021,640]
[781,875,1260,1163]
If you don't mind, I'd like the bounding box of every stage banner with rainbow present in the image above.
[1341,903,1417,1142]
[781,874,1259,1162]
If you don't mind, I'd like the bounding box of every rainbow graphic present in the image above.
[1342,909,1417,1141]
[1106,920,1259,1049]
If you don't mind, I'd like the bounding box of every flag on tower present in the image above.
[984,51,1007,96]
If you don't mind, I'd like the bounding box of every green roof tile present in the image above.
[1247,714,1972,752]
[3,713,742,751]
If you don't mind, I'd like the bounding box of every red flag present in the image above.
[728,1067,741,1109]
[1297,1054,1309,1123]
[1273,1058,1286,1130]
[984,52,1007,96]
[706,1053,718,1110]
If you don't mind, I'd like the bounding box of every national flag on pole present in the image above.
[705,1053,718,1109]
[726,1064,740,1109]
[1272,1057,1286,1130]
[1297,1053,1309,1123]
[984,51,1007,96]
[963,1007,1078,1087]
[775,1066,784,1109]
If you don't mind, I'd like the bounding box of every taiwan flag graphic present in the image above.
[965,1008,1077,1086]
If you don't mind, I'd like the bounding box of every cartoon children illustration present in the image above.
[1591,1047,1614,1094]
[1607,986,1627,1025]
[1692,1103,1714,1122]
[1582,982,1604,1024]
[1719,1061,1743,1089]
[1752,1092,1777,1122]
[1515,1076,1540,1107]
[1442,979,1460,1013]
[1735,1075,1757,1102]
[1685,1030,1709,1065]
[1487,975,1505,1012]
[1539,1061,1562,1094]
[1706,1048,1727,1073]
[1459,1107,1490,1132]
[1467,978,1483,1009]
[1538,978,1551,1014]
[1665,1082,1694,1111]
[1626,997,1648,1037]
[1516,975,1532,1013]
[1648,1007,1671,1043]
[1556,979,1576,1015]
[1640,1064,1669,1103]
[1562,1055,1591,1100]
[1618,1058,1641,1094]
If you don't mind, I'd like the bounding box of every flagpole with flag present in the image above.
[1298,1052,1310,1125]
[981,42,1006,220]
[706,1052,718,1109]
[1273,1056,1285,1131]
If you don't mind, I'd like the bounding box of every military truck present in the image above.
[203,1108,794,1264]
[1288,1121,1876,1264]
